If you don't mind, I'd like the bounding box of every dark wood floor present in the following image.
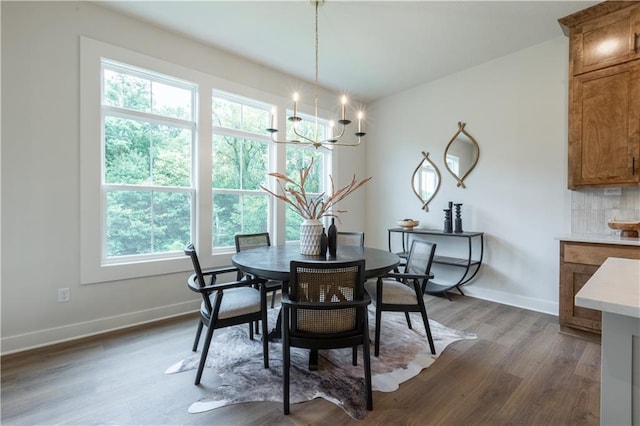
[1,293,600,425]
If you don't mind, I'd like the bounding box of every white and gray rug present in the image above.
[165,307,477,420]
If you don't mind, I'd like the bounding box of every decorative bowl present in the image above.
[397,219,419,228]
[608,220,640,238]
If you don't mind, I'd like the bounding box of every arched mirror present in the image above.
[444,122,479,188]
[412,151,441,212]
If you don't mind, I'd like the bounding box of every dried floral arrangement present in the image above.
[260,158,371,220]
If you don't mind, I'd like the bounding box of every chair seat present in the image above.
[202,287,261,319]
[365,279,418,305]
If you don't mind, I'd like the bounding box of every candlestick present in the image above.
[293,92,299,118]
[341,95,347,120]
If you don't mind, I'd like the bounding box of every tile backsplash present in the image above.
[571,187,640,235]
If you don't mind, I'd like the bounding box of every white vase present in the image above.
[299,218,323,255]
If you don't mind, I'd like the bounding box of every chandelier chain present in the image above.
[266,0,366,149]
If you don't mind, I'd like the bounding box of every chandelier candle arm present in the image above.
[266,0,366,149]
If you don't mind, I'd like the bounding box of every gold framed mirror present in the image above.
[412,151,441,212]
[444,122,479,188]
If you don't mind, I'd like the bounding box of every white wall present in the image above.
[365,37,573,314]
[2,1,577,354]
[0,1,367,354]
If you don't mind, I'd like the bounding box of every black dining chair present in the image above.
[364,239,437,357]
[337,231,365,247]
[235,232,283,309]
[281,259,373,415]
[184,243,269,385]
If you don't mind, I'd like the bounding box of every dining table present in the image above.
[232,244,400,369]
[232,244,401,282]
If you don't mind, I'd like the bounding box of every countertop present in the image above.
[558,233,640,246]
[575,257,640,318]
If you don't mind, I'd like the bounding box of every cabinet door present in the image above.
[559,262,602,333]
[568,61,640,188]
[573,4,640,75]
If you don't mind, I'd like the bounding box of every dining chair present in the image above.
[184,243,269,385]
[235,232,283,309]
[337,231,365,247]
[364,239,437,357]
[281,259,373,415]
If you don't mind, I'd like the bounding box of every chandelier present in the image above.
[266,0,365,149]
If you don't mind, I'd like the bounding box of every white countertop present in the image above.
[575,257,640,318]
[558,233,640,246]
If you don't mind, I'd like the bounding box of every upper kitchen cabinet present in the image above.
[569,62,640,188]
[560,2,640,75]
[560,1,640,189]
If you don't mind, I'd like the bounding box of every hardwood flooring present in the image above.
[1,294,600,425]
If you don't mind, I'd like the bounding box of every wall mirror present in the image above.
[412,151,441,211]
[444,122,480,188]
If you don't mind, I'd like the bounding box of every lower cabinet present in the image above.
[559,241,640,337]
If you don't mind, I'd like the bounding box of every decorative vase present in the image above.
[327,218,337,258]
[299,218,323,255]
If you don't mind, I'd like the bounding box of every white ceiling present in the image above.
[97,1,599,102]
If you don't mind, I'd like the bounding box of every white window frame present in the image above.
[80,37,331,284]
[211,90,273,253]
[80,37,266,283]
[101,59,197,265]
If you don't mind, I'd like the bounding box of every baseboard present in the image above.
[0,300,200,356]
[461,286,559,316]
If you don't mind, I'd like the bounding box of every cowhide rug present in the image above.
[165,307,477,420]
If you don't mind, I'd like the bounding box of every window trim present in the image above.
[80,36,333,284]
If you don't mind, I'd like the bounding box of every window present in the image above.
[211,91,271,249]
[80,37,333,283]
[102,61,196,261]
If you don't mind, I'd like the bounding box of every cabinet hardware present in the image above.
[635,33,639,54]
[633,157,637,175]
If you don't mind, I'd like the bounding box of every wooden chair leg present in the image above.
[352,346,357,366]
[262,294,269,369]
[417,297,436,355]
[283,309,290,415]
[195,320,216,385]
[404,311,413,329]
[363,323,373,411]
[374,305,382,357]
[192,319,203,352]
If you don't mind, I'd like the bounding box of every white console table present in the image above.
[575,257,640,426]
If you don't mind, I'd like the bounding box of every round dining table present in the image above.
[231,244,401,282]
[232,244,400,370]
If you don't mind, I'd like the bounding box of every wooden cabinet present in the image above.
[569,62,640,187]
[564,3,640,75]
[559,241,640,337]
[559,2,640,189]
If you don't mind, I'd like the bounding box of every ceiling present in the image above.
[97,1,599,103]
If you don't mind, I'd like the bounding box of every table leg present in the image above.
[309,349,318,371]
[263,308,282,341]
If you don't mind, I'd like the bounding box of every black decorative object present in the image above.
[320,228,328,257]
[454,203,463,233]
[443,202,453,233]
[327,218,337,258]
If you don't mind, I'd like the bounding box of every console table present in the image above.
[388,228,484,298]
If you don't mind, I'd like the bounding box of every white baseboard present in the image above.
[1,300,200,356]
[462,286,558,317]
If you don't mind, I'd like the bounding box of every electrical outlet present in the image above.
[604,187,622,196]
[58,288,70,303]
